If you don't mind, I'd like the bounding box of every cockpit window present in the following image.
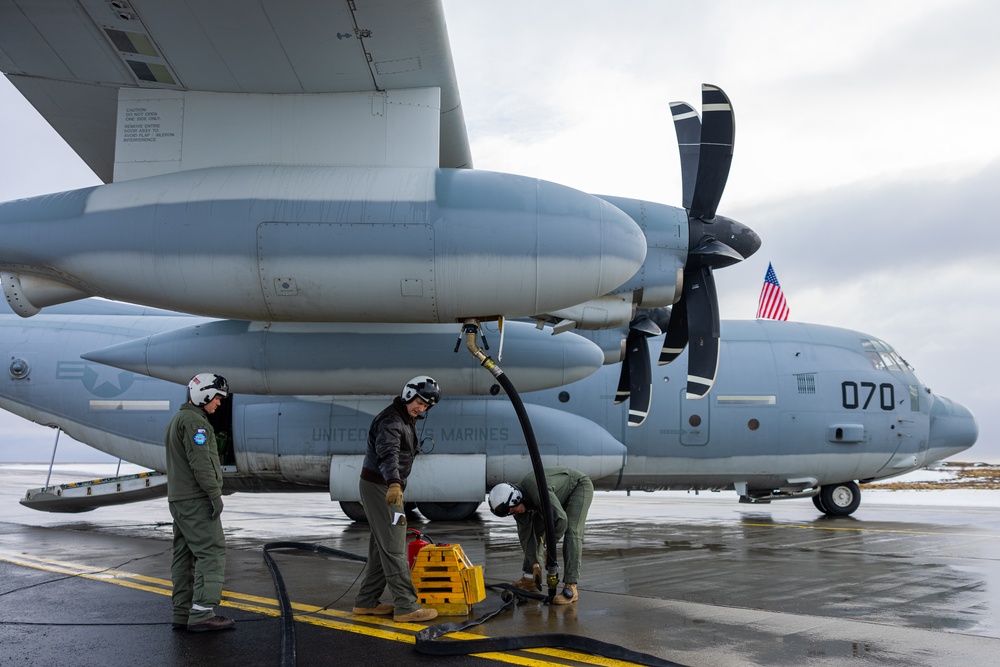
[861,339,913,373]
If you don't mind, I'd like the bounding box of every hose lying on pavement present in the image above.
[263,545,689,667]
[263,541,366,667]
[415,583,689,667]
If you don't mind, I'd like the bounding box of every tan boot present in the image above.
[552,583,578,605]
[513,565,542,592]
[393,607,438,623]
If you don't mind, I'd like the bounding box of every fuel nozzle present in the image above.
[462,319,502,378]
[546,568,560,602]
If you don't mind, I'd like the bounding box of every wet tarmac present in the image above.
[2,464,1000,666]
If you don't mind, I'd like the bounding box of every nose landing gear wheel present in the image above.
[817,481,861,516]
[811,493,827,513]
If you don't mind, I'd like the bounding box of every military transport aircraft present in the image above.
[0,298,978,519]
[0,1,978,519]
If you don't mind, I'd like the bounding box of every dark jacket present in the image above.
[360,396,419,489]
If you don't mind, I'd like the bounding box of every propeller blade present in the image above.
[625,328,652,426]
[632,85,741,417]
[684,265,720,398]
[669,101,700,211]
[659,291,688,366]
[688,84,735,221]
[614,351,631,405]
[615,325,654,426]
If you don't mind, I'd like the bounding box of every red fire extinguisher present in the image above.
[407,528,431,569]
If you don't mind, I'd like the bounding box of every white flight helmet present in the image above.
[401,375,441,407]
[488,482,523,517]
[188,373,229,407]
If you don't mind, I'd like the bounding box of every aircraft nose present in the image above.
[927,394,979,461]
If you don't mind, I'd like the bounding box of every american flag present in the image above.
[756,262,789,320]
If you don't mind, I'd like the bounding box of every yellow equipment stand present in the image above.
[410,544,486,615]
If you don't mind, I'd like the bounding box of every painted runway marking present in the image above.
[0,548,649,667]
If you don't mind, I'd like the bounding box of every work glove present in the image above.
[385,483,403,506]
[210,495,224,519]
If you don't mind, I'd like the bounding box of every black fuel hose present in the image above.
[493,369,561,595]
[462,322,561,599]
[414,584,688,667]
[263,541,366,667]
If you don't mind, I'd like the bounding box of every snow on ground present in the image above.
[862,488,1000,507]
[6,463,1000,511]
[862,464,1000,507]
[866,468,956,485]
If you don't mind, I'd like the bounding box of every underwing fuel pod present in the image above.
[0,167,646,323]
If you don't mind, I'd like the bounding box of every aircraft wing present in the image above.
[0,0,471,182]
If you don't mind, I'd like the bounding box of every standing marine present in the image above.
[165,373,234,632]
[353,375,442,623]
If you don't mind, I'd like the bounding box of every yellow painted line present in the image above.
[0,550,175,597]
[0,551,172,586]
[0,549,651,667]
[529,646,651,667]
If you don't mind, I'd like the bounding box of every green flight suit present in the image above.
[166,402,226,626]
[513,467,594,584]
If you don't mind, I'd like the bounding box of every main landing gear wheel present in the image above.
[817,481,861,516]
[417,501,481,521]
[339,501,367,522]
[339,501,419,523]
[812,493,827,513]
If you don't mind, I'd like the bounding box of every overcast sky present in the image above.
[0,0,996,463]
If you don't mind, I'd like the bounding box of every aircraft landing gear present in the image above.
[812,493,827,513]
[416,501,481,521]
[339,501,367,522]
[339,501,424,523]
[814,481,861,516]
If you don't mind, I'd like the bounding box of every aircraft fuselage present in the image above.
[0,305,977,516]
